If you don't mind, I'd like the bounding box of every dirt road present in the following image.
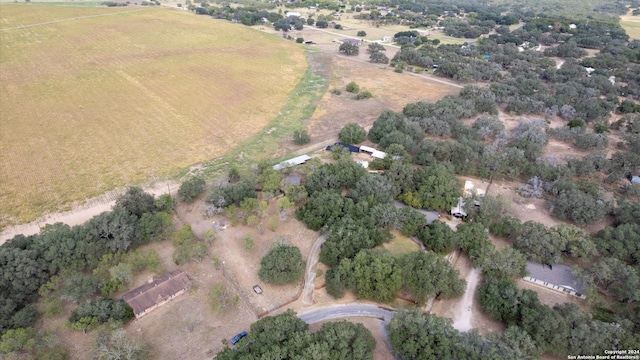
[452,268,481,332]
[302,235,327,305]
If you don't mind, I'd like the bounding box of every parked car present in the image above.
[231,331,247,345]
[253,285,263,294]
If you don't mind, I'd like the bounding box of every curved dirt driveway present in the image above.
[301,235,327,305]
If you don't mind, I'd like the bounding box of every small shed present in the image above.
[451,197,467,218]
[121,270,191,318]
[273,155,312,170]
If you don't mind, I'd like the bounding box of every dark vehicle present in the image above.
[231,331,247,345]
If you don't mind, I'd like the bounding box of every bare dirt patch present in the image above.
[175,196,318,315]
[488,179,563,228]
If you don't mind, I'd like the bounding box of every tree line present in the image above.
[1,187,173,334]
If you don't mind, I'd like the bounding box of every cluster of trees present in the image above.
[367,43,389,64]
[68,298,133,331]
[0,187,173,333]
[191,5,282,26]
[215,310,376,359]
[178,176,205,203]
[274,15,304,32]
[326,249,465,304]
[478,278,640,357]
[0,327,69,359]
[388,309,539,359]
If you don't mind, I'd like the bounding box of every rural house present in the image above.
[121,270,192,318]
[523,262,586,299]
[450,197,467,218]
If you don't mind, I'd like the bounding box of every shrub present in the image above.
[267,216,279,231]
[241,234,254,251]
[178,177,205,203]
[357,30,367,36]
[293,129,311,145]
[354,90,373,100]
[296,37,304,43]
[346,81,360,93]
[331,88,342,95]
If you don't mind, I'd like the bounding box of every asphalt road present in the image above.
[298,303,395,324]
[298,304,397,356]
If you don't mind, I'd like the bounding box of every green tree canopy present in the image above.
[416,220,457,254]
[258,245,305,285]
[216,310,376,359]
[339,123,367,144]
[400,251,465,303]
[388,309,457,359]
[339,42,360,56]
[345,250,402,303]
[178,177,205,203]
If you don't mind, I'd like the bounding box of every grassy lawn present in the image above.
[621,12,640,40]
[381,230,421,256]
[0,5,307,228]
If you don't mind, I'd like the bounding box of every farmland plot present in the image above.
[0,6,306,228]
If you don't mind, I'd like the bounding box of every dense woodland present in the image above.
[3,0,640,358]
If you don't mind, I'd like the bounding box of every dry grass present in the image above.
[0,5,306,228]
[0,4,116,28]
[381,230,420,256]
[621,11,640,40]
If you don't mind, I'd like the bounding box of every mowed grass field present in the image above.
[0,5,307,228]
[621,12,640,40]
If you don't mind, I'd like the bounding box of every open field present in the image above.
[0,5,306,228]
[621,11,640,40]
[0,4,117,27]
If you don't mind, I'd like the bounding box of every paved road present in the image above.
[298,304,396,356]
[392,200,441,225]
[301,235,327,305]
[298,303,395,324]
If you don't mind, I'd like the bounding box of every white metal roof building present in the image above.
[371,150,387,159]
[273,155,311,170]
[359,145,377,154]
